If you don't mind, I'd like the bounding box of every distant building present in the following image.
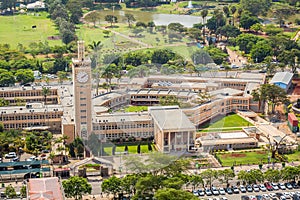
[270,72,293,91]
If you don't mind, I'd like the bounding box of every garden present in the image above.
[103,143,156,156]
[215,150,270,167]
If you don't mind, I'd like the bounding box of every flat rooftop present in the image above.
[0,103,63,115]
[218,132,248,139]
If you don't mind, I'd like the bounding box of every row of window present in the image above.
[0,90,57,98]
[93,123,154,131]
[105,131,153,139]
[3,122,59,129]
[0,113,62,121]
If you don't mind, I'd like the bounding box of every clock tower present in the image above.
[72,41,92,140]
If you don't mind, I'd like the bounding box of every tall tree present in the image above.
[230,5,237,26]
[251,84,288,114]
[105,15,118,27]
[155,188,198,200]
[84,11,101,27]
[102,176,122,199]
[264,169,281,182]
[124,13,136,28]
[201,169,218,188]
[62,176,92,200]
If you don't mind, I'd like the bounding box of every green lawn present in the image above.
[199,114,253,132]
[124,106,148,112]
[286,151,300,162]
[103,144,155,156]
[0,12,61,48]
[216,150,269,167]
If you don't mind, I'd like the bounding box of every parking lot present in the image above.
[193,182,300,200]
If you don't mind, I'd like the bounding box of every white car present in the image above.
[220,197,228,200]
[279,183,286,190]
[262,194,270,199]
[253,184,260,192]
[240,185,247,193]
[5,152,16,158]
[211,187,219,195]
[283,192,291,198]
[259,184,267,191]
[269,193,277,198]
[271,183,279,190]
[219,188,226,195]
[205,188,212,196]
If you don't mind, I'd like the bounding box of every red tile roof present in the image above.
[28,177,63,200]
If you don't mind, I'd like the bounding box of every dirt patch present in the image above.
[47,36,60,40]
[256,151,267,155]
[222,153,246,158]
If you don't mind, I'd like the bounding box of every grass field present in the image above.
[0,12,61,48]
[216,150,269,166]
[103,144,155,156]
[286,151,300,162]
[198,114,253,132]
[124,106,148,112]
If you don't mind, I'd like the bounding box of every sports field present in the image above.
[0,12,61,48]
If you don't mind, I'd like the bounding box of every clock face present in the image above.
[76,71,89,83]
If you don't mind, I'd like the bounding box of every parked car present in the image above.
[232,186,240,194]
[241,195,250,200]
[205,188,212,196]
[240,185,247,193]
[265,182,273,191]
[253,184,260,192]
[259,184,267,192]
[256,195,263,200]
[5,152,16,158]
[12,157,19,162]
[279,183,286,190]
[193,190,199,196]
[226,187,233,194]
[212,187,219,195]
[220,197,228,200]
[246,185,253,192]
[291,181,299,189]
[198,189,205,196]
[262,194,270,199]
[249,195,257,200]
[193,190,199,197]
[269,193,277,198]
[285,183,293,190]
[271,183,279,190]
[283,192,291,199]
[219,188,226,195]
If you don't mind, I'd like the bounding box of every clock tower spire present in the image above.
[72,41,92,140]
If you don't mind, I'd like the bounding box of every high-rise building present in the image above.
[72,41,92,140]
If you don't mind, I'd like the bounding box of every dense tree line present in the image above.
[0,44,72,86]
[98,153,300,199]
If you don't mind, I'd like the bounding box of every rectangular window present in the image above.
[80,104,86,106]
[80,110,86,113]
[80,116,87,119]
[80,97,86,100]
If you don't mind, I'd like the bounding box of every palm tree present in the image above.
[88,41,102,52]
[42,86,50,105]
[201,10,208,37]
[230,6,237,26]
[89,41,103,68]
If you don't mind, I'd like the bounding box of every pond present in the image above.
[99,10,210,28]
